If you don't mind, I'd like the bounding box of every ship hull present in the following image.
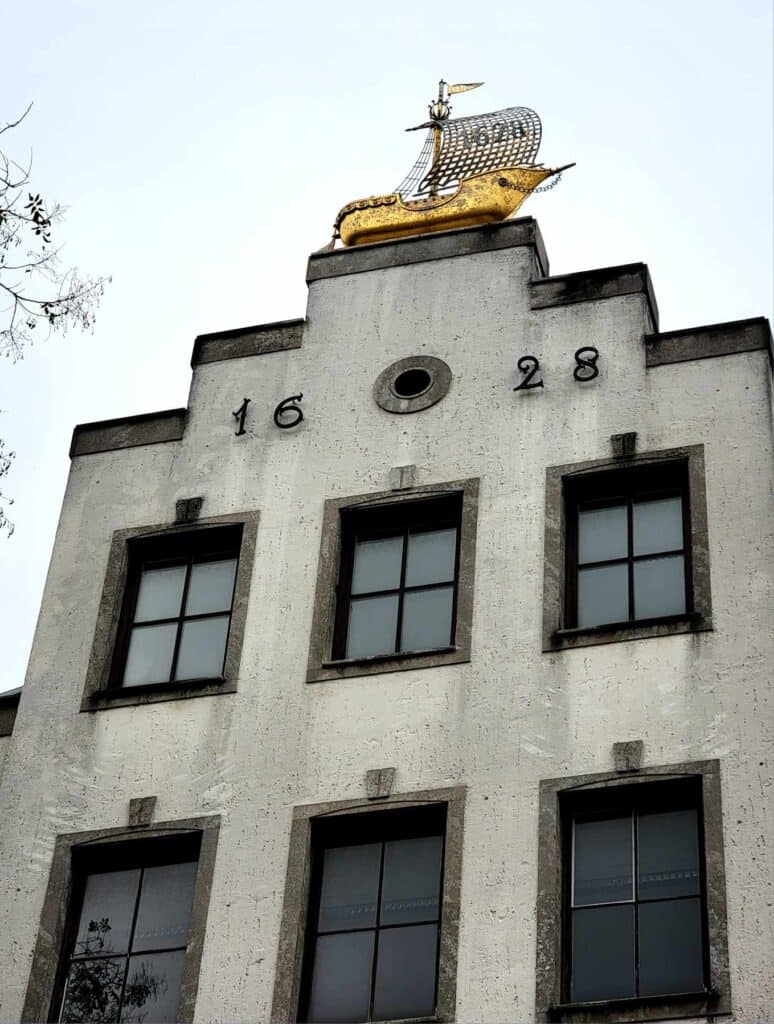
[337,166,559,247]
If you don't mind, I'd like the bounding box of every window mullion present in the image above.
[632,809,640,996]
[394,529,410,653]
[169,560,193,683]
[368,841,388,1021]
[627,497,635,621]
[117,866,145,1020]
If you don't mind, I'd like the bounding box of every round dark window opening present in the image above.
[392,367,433,399]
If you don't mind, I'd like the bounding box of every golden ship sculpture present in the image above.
[331,80,574,248]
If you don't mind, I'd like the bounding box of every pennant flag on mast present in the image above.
[448,82,484,95]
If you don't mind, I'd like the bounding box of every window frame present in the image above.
[534,761,731,1023]
[270,786,466,1023]
[22,815,220,1024]
[332,494,462,662]
[542,446,712,652]
[299,804,447,1022]
[306,480,479,683]
[81,512,259,711]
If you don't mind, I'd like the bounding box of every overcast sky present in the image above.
[1,0,771,693]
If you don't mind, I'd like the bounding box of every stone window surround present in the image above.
[306,479,479,683]
[21,814,221,1024]
[270,785,466,1023]
[534,759,731,1023]
[80,511,259,711]
[542,445,712,652]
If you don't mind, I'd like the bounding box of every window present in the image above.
[567,781,705,1002]
[270,787,465,1022]
[334,495,460,660]
[534,762,731,1022]
[58,837,199,1022]
[82,513,258,710]
[307,481,478,683]
[111,527,240,688]
[566,463,689,629]
[23,817,220,1024]
[301,806,445,1022]
[542,447,712,652]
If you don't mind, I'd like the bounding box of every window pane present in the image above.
[634,496,683,556]
[578,504,627,564]
[638,897,704,996]
[633,555,686,619]
[134,566,186,623]
[400,586,454,652]
[174,615,230,680]
[120,950,186,1023]
[577,563,628,628]
[405,528,457,587]
[123,624,177,687]
[346,594,399,659]
[351,535,403,595]
[133,862,198,951]
[75,869,141,955]
[381,835,443,925]
[638,809,700,900]
[184,558,237,616]
[307,931,375,1023]
[61,957,124,1023]
[373,923,438,1021]
[573,815,632,906]
[571,905,636,1001]
[318,843,381,932]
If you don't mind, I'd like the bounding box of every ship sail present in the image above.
[411,106,542,197]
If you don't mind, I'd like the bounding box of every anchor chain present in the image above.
[497,172,563,194]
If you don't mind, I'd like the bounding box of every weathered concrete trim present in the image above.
[530,263,659,333]
[0,685,21,737]
[270,785,466,1023]
[374,355,453,414]
[542,445,712,652]
[190,317,304,367]
[80,511,259,711]
[645,316,773,367]
[307,217,549,282]
[306,479,479,682]
[22,815,221,1024]
[70,408,187,457]
[535,760,731,1022]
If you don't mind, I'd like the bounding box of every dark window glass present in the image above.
[567,465,691,629]
[335,496,461,660]
[59,844,199,1024]
[113,528,241,688]
[567,783,707,1004]
[303,807,445,1023]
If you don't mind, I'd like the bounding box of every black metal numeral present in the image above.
[232,397,250,436]
[274,393,304,429]
[513,355,544,391]
[573,347,599,382]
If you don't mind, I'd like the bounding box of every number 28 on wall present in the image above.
[513,347,600,391]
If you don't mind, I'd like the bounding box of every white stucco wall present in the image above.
[0,230,772,1021]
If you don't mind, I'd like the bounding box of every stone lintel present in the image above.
[307,217,549,283]
[530,262,659,332]
[191,317,304,367]
[70,409,187,458]
[645,316,772,368]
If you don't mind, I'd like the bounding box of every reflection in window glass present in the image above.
[185,559,237,615]
[405,528,457,587]
[571,904,636,1001]
[134,567,186,623]
[573,815,632,906]
[638,809,699,900]
[175,616,230,681]
[305,820,444,1023]
[61,855,198,1024]
[577,563,628,627]
[633,555,686,620]
[346,594,400,659]
[400,587,454,652]
[633,497,683,556]
[638,898,704,996]
[578,505,627,564]
[351,536,403,595]
[123,625,177,687]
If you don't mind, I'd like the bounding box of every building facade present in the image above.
[0,218,772,1022]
